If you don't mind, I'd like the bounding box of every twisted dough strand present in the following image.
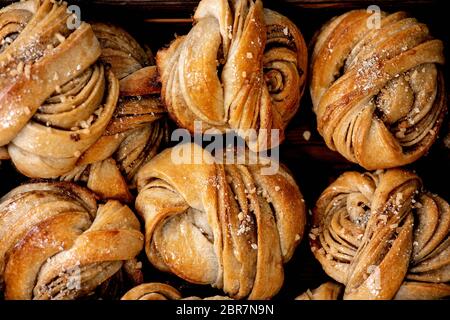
[310,10,446,169]
[135,143,306,299]
[311,169,450,299]
[0,182,144,300]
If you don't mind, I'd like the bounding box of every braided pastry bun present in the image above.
[135,143,306,299]
[310,169,450,300]
[157,0,307,151]
[60,23,167,202]
[0,0,119,178]
[121,282,230,300]
[0,182,144,300]
[310,10,446,169]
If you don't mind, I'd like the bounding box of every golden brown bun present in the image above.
[310,10,446,169]
[135,143,306,299]
[0,1,166,202]
[311,168,450,300]
[157,0,307,151]
[0,0,118,177]
[0,182,144,300]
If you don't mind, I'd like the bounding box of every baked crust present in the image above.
[0,181,144,300]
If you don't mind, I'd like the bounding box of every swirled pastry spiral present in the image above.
[310,10,446,169]
[157,0,307,151]
[0,0,119,178]
[310,169,450,300]
[60,23,167,202]
[121,282,230,300]
[135,143,306,299]
[0,182,144,300]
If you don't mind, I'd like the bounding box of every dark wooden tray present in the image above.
[0,0,448,300]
